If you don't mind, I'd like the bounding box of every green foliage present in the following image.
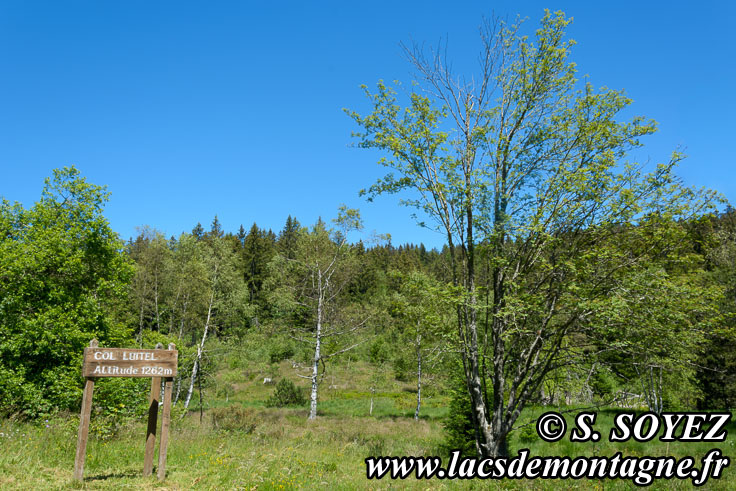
[695,209,736,409]
[242,222,277,310]
[392,355,410,382]
[590,366,616,399]
[89,377,149,440]
[517,424,539,444]
[368,338,391,364]
[442,363,476,456]
[269,339,295,364]
[348,9,721,456]
[266,379,307,407]
[0,367,43,418]
[0,167,133,417]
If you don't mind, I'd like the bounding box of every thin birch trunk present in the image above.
[309,270,323,420]
[183,346,200,411]
[154,271,160,331]
[184,285,215,411]
[173,374,182,405]
[414,330,422,420]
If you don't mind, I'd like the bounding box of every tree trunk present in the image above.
[183,348,199,411]
[154,270,161,331]
[173,374,182,405]
[414,331,422,420]
[308,271,323,420]
[198,362,204,423]
[184,287,215,411]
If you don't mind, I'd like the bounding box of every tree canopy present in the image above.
[347,10,720,456]
[0,167,133,415]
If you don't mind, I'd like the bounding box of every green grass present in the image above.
[1,357,734,489]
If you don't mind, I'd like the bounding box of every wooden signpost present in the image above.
[74,339,178,481]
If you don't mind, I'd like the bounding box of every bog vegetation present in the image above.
[1,10,735,488]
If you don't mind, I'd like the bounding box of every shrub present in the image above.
[269,341,295,364]
[210,406,258,433]
[369,339,391,364]
[518,424,538,444]
[590,366,616,399]
[266,379,307,407]
[442,362,476,457]
[216,383,236,401]
[392,355,410,382]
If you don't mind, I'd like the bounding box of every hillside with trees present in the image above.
[1,10,734,489]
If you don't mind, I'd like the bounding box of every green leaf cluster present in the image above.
[0,167,133,416]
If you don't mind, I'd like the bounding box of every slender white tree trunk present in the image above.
[154,270,161,331]
[415,331,422,420]
[184,287,215,411]
[309,271,324,420]
[173,373,182,405]
[184,346,200,410]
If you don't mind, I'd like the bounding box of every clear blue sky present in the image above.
[1,1,734,249]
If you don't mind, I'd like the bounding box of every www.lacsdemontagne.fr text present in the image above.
[365,449,729,486]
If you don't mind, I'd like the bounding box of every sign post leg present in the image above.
[143,375,162,476]
[158,373,174,480]
[74,377,95,481]
[143,343,164,476]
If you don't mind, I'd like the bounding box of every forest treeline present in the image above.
[1,167,735,435]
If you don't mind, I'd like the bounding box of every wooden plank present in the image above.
[143,378,162,474]
[82,347,177,378]
[157,377,173,480]
[157,345,175,480]
[143,343,163,476]
[74,339,98,481]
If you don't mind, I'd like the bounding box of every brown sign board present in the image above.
[82,347,178,378]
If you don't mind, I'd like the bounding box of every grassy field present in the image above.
[1,358,734,489]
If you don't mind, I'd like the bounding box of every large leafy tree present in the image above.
[0,167,133,415]
[347,11,717,456]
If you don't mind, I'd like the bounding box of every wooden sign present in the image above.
[74,340,177,482]
[83,347,177,378]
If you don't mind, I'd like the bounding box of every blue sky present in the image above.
[1,1,734,249]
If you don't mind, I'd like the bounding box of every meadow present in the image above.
[1,353,733,490]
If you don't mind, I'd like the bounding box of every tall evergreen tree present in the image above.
[278,215,300,260]
[242,223,276,306]
[192,222,205,240]
[209,215,224,240]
